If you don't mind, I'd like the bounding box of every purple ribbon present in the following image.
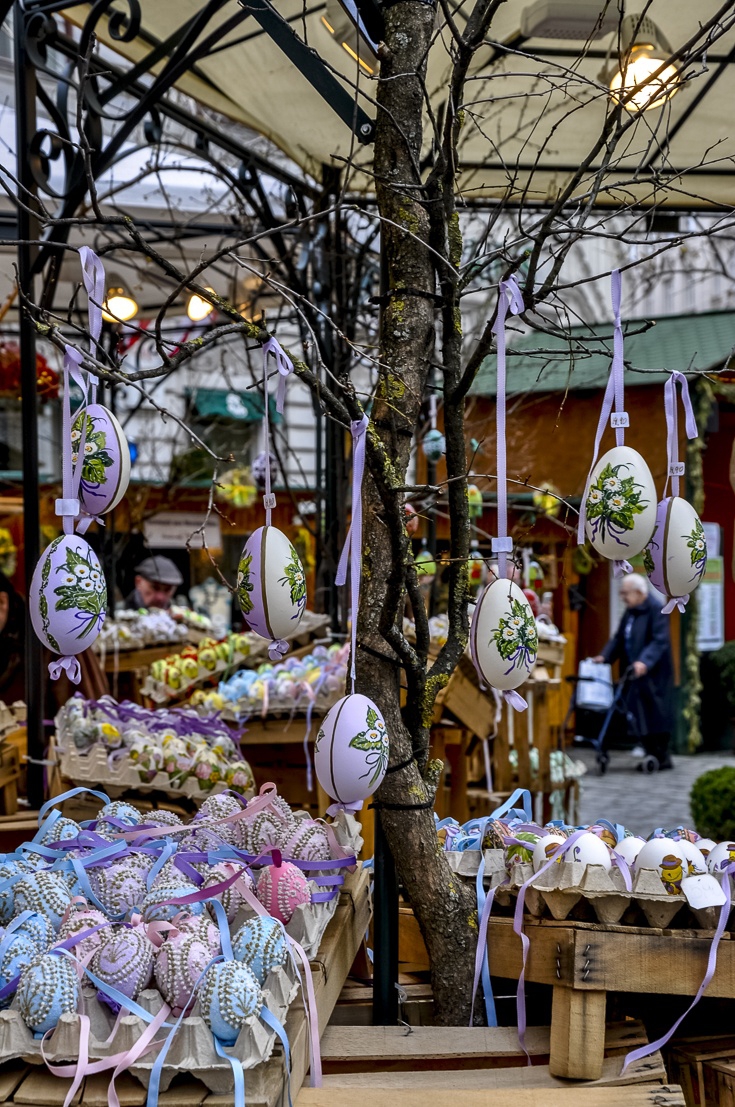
[49,655,82,684]
[260,337,294,526]
[336,414,369,694]
[664,370,698,499]
[492,276,525,581]
[577,268,626,546]
[662,594,690,615]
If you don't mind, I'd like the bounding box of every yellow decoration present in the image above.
[532,482,562,519]
[217,467,257,509]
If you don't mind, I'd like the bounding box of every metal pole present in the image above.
[14,7,45,809]
[372,809,399,1023]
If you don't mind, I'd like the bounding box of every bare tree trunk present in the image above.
[357,0,479,1026]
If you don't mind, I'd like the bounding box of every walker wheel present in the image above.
[597,752,609,776]
[642,755,659,774]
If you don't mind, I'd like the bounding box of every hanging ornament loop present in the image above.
[664,370,698,499]
[577,268,629,546]
[336,414,369,694]
[260,338,294,526]
[492,276,524,580]
[78,246,106,403]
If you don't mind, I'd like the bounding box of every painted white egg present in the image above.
[314,693,389,806]
[470,578,537,691]
[584,445,656,560]
[644,496,707,601]
[72,403,131,516]
[236,525,306,641]
[678,839,707,876]
[29,534,107,656]
[613,836,646,866]
[697,838,717,859]
[706,840,735,875]
[531,833,567,871]
[634,838,687,894]
[565,831,612,870]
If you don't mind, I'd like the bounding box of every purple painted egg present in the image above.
[256,857,310,924]
[71,403,131,517]
[154,929,212,1012]
[236,525,306,641]
[584,445,657,560]
[470,578,537,691]
[314,694,389,806]
[88,853,151,918]
[279,819,332,863]
[91,926,154,1012]
[644,496,707,602]
[29,534,107,658]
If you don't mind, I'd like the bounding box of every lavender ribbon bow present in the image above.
[336,414,369,694]
[49,655,82,685]
[492,276,525,582]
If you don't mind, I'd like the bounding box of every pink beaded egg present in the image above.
[154,928,213,1012]
[55,905,109,959]
[279,819,333,863]
[256,853,310,924]
[203,863,255,923]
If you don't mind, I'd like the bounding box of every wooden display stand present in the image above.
[485,915,735,1082]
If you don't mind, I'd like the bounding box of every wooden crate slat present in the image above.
[11,1070,84,1106]
[82,1072,147,1107]
[156,1077,209,1105]
[295,1084,686,1107]
[0,1063,27,1105]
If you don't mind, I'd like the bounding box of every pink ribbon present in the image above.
[578,268,626,546]
[664,370,698,499]
[492,276,524,581]
[336,414,369,695]
[49,655,82,684]
[288,936,323,1086]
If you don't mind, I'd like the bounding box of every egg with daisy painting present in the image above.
[314,693,389,807]
[237,525,306,641]
[584,446,656,560]
[643,496,707,604]
[29,534,107,658]
[470,578,537,691]
[71,404,131,517]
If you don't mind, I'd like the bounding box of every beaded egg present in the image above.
[39,816,80,845]
[242,810,288,856]
[174,913,221,957]
[98,800,143,826]
[55,905,109,959]
[91,926,155,1013]
[143,880,205,924]
[0,930,39,1002]
[279,819,332,863]
[144,810,184,829]
[180,820,237,852]
[232,915,289,985]
[88,854,151,918]
[0,860,32,923]
[18,913,55,953]
[203,864,255,923]
[199,960,263,1046]
[17,952,79,1034]
[237,525,306,643]
[153,929,214,1012]
[256,857,310,924]
[13,871,72,929]
[197,793,245,822]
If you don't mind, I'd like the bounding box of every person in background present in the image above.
[0,572,25,703]
[593,572,675,772]
[124,556,185,611]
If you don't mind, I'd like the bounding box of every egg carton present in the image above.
[219,688,339,723]
[0,963,298,1095]
[56,742,255,804]
[141,649,251,704]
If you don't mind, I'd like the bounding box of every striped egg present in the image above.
[236,526,306,642]
[644,496,707,603]
[72,403,131,517]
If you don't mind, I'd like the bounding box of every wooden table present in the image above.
[486,915,735,1082]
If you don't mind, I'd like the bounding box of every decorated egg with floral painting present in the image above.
[29,535,107,660]
[470,578,537,691]
[236,526,306,642]
[643,497,707,603]
[72,404,131,517]
[314,694,389,808]
[584,446,656,560]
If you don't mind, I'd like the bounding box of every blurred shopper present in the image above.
[0,572,25,702]
[124,556,184,610]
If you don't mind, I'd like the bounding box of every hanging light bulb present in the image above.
[101,278,138,324]
[186,287,216,323]
[607,14,679,113]
[321,0,379,74]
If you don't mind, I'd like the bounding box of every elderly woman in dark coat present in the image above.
[594,572,675,771]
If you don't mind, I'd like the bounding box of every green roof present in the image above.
[472,309,735,397]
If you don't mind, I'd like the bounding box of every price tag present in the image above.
[263,493,277,510]
[669,462,685,477]
[681,873,727,910]
[491,537,513,553]
[610,411,629,428]
[55,498,80,517]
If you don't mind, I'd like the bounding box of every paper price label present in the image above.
[610,411,629,428]
[681,873,727,910]
[669,462,686,477]
[263,493,277,510]
[491,537,513,553]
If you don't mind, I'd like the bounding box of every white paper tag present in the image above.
[610,411,629,428]
[669,462,686,477]
[681,873,727,910]
[491,537,513,553]
[55,498,80,517]
[263,493,277,510]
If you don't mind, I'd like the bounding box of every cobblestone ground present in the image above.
[574,746,734,835]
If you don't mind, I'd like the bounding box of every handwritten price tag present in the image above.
[669,462,686,477]
[610,411,629,428]
[263,493,277,510]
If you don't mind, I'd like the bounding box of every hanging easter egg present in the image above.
[199,960,263,1046]
[72,403,131,517]
[237,525,306,640]
[404,504,419,536]
[583,446,656,560]
[314,694,389,808]
[467,484,484,519]
[470,578,538,691]
[415,548,436,580]
[643,497,707,602]
[29,534,107,667]
[422,429,445,463]
[252,451,278,489]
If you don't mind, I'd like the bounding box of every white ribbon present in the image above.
[336,414,369,695]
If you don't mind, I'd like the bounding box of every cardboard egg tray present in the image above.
[140,648,251,704]
[55,742,256,803]
[446,849,734,932]
[218,686,340,724]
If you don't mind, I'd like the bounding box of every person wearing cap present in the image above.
[124,556,185,610]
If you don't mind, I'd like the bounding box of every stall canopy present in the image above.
[190,388,270,422]
[63,0,735,208]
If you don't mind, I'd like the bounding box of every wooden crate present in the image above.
[703,1058,735,1107]
[0,865,371,1107]
[668,1036,735,1107]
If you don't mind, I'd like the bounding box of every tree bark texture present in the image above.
[357,0,479,1026]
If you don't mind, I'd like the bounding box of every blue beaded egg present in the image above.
[17,952,79,1033]
[142,881,205,923]
[0,861,31,923]
[39,817,80,845]
[199,960,262,1045]
[232,915,288,985]
[18,913,55,953]
[0,931,38,1005]
[98,801,143,827]
[13,872,72,929]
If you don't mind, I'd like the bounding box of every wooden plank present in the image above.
[157,1078,209,1105]
[83,1072,147,1107]
[549,986,606,1080]
[296,1082,683,1107]
[0,1062,28,1104]
[12,1070,84,1106]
